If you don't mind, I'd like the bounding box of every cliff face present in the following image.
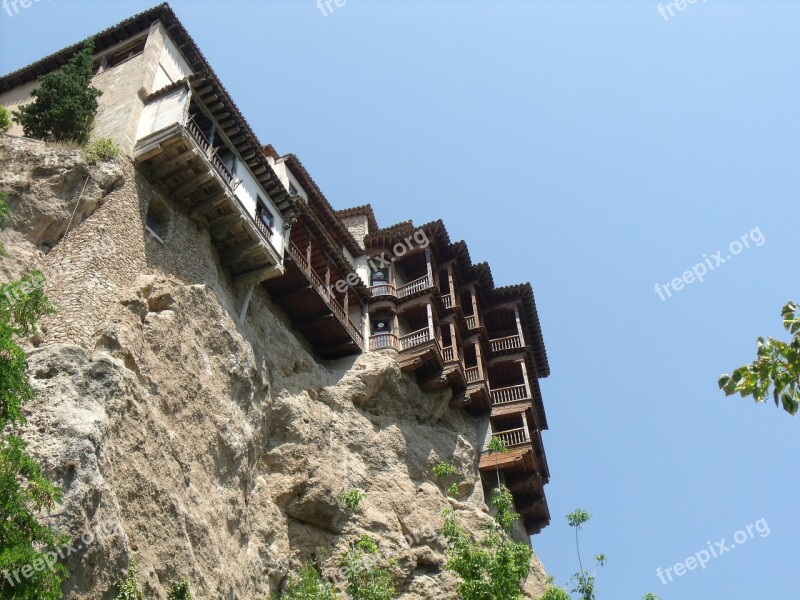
[0,135,547,599]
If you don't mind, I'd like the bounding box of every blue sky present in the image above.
[2,1,799,598]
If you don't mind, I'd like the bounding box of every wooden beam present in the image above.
[189,192,228,218]
[172,170,214,198]
[233,266,280,287]
[151,147,197,180]
[209,213,243,239]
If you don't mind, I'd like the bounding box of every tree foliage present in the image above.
[14,39,102,144]
[719,301,800,415]
[443,484,533,600]
[0,107,11,135]
[0,191,64,599]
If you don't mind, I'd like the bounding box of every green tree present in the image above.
[0,106,11,134]
[14,39,102,144]
[443,485,533,600]
[279,563,339,600]
[0,191,64,599]
[719,301,800,415]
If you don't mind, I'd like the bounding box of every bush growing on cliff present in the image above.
[279,563,338,600]
[114,563,144,600]
[338,487,365,510]
[0,106,11,134]
[83,137,119,164]
[341,535,396,600]
[0,191,64,599]
[168,578,194,600]
[14,39,102,144]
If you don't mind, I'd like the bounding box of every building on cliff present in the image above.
[0,3,551,537]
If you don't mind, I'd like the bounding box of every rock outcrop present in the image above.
[0,134,548,599]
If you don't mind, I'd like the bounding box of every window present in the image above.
[288,184,299,197]
[145,197,170,241]
[256,197,273,238]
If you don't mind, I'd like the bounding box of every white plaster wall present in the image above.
[234,168,285,257]
[136,87,188,139]
[153,32,193,90]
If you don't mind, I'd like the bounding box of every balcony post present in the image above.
[447,263,456,305]
[426,302,435,343]
[514,306,525,343]
[520,359,532,399]
[306,240,312,267]
[470,287,480,326]
[362,307,370,349]
[325,267,331,300]
[426,248,433,285]
[475,342,484,381]
[449,321,458,362]
[521,412,530,442]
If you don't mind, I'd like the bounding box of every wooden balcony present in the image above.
[369,284,397,298]
[465,366,481,383]
[397,275,434,299]
[135,120,283,285]
[493,427,530,448]
[399,327,433,350]
[289,243,364,345]
[397,327,444,376]
[465,315,478,329]
[442,294,454,308]
[369,333,398,350]
[262,242,364,359]
[490,335,524,352]
[490,384,530,405]
[442,346,457,363]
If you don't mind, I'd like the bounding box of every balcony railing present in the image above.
[370,333,398,350]
[185,118,236,188]
[490,335,523,352]
[442,346,456,362]
[492,427,530,448]
[399,328,432,350]
[465,366,482,383]
[397,275,433,299]
[289,243,363,347]
[442,294,454,308]
[255,206,273,240]
[369,284,396,297]
[490,384,530,405]
[465,315,477,329]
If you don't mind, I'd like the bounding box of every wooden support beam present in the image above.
[233,265,280,287]
[189,192,228,218]
[219,238,263,265]
[209,213,243,239]
[173,170,214,198]
[272,283,313,302]
[150,147,197,180]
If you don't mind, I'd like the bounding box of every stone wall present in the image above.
[341,214,369,249]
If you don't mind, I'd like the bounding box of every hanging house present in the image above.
[0,3,552,537]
